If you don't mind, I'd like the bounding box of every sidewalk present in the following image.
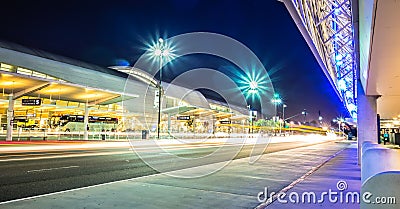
[0,140,358,209]
[259,142,361,208]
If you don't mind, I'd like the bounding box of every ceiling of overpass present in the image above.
[367,0,400,119]
[279,0,357,120]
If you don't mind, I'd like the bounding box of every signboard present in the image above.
[177,116,190,120]
[249,110,257,120]
[21,99,41,106]
[26,113,36,117]
[154,90,159,108]
[220,120,231,124]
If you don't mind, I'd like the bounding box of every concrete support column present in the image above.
[6,96,15,142]
[84,103,89,140]
[167,114,171,135]
[357,80,378,164]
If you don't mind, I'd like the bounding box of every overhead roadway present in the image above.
[357,0,400,120]
[279,0,357,119]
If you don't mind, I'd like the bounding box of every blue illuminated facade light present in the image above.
[281,0,357,120]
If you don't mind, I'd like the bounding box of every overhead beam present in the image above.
[12,83,50,100]
[88,95,121,106]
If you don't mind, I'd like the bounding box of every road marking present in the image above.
[0,140,336,206]
[0,151,130,162]
[27,166,80,173]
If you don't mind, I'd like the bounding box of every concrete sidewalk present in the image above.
[0,141,357,209]
[259,142,360,208]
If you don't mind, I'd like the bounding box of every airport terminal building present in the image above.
[0,40,251,141]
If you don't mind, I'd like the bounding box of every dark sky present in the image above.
[0,0,349,122]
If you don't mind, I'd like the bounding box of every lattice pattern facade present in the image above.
[281,0,357,119]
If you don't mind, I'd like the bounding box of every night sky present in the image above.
[0,0,349,122]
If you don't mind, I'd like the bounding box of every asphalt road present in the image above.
[0,139,334,203]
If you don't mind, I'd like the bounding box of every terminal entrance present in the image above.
[0,63,255,141]
[0,62,332,141]
[0,63,131,141]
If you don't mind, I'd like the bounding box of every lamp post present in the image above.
[333,117,344,137]
[281,104,287,135]
[151,38,170,139]
[271,94,282,136]
[301,109,307,124]
[247,81,258,134]
[271,93,282,118]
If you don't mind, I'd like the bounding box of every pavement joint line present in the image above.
[135,181,256,198]
[0,139,339,206]
[254,144,350,209]
[221,173,289,181]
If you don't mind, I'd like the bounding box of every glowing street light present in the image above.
[271,93,282,117]
[150,37,172,139]
[301,109,307,124]
[278,104,287,135]
[333,117,345,137]
[247,80,259,95]
[249,81,258,89]
[282,104,287,121]
[246,80,259,134]
[239,74,267,135]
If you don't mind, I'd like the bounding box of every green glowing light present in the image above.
[238,68,270,100]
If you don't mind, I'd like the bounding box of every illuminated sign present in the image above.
[177,116,190,120]
[21,99,41,106]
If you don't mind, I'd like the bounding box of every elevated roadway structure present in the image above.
[280,0,400,206]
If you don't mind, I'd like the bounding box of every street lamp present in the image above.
[318,116,323,124]
[151,38,171,139]
[248,80,258,94]
[301,109,307,124]
[247,81,259,134]
[338,120,342,137]
[271,93,282,118]
[333,117,344,137]
[282,104,287,122]
[281,104,287,135]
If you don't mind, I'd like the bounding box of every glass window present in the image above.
[17,67,32,76]
[0,63,13,72]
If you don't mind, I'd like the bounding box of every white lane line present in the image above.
[0,141,335,206]
[27,165,80,173]
[0,151,130,162]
